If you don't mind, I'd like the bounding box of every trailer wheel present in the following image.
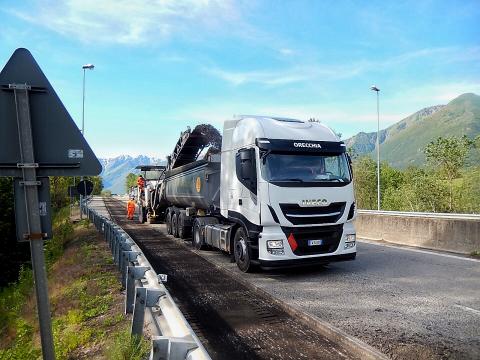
[138,206,146,224]
[178,213,190,239]
[172,212,179,238]
[166,210,172,235]
[234,228,253,273]
[192,219,205,250]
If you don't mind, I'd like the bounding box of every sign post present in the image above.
[0,48,102,359]
[10,82,55,359]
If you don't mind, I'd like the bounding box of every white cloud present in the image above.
[279,48,294,56]
[389,81,480,105]
[8,0,243,45]
[205,46,480,87]
[205,63,363,86]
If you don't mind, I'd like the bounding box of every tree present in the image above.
[125,173,137,193]
[84,176,103,195]
[352,156,377,209]
[101,189,112,197]
[424,136,474,211]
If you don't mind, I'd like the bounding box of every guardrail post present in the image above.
[118,241,133,270]
[113,233,124,264]
[125,266,149,314]
[121,251,139,287]
[103,221,109,242]
[132,287,166,336]
[115,234,127,266]
[109,224,115,245]
[150,336,197,360]
[109,226,117,250]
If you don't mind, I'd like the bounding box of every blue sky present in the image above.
[1,0,479,158]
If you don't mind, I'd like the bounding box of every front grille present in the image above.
[281,225,343,256]
[279,202,346,225]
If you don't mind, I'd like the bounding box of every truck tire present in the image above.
[138,206,146,224]
[166,210,172,235]
[172,212,179,238]
[234,227,254,272]
[178,213,190,239]
[192,219,205,250]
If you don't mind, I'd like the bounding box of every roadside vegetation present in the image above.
[0,212,150,359]
[125,173,138,193]
[0,175,150,359]
[352,135,480,213]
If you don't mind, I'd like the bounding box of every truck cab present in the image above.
[220,116,356,270]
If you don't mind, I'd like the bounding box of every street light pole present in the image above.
[371,85,381,210]
[80,64,94,218]
[81,64,94,136]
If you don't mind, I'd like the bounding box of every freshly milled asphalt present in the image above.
[104,198,363,360]
[148,223,480,360]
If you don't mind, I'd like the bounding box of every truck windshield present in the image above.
[261,153,351,183]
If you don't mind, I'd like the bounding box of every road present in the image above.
[103,198,368,360]
[147,223,480,359]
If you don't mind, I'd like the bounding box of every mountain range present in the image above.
[99,93,480,192]
[345,93,480,167]
[99,155,165,194]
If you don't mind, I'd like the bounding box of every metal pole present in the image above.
[13,84,55,359]
[376,90,380,211]
[80,69,86,218]
[82,68,86,135]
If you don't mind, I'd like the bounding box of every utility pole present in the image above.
[80,64,94,218]
[371,85,381,210]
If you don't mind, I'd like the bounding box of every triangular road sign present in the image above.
[0,48,102,176]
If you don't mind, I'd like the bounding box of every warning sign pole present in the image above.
[0,48,102,360]
[11,83,55,359]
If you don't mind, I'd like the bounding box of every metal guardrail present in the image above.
[83,203,211,360]
[358,209,480,220]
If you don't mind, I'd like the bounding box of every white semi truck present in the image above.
[161,116,357,272]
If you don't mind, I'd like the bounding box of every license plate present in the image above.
[308,239,323,246]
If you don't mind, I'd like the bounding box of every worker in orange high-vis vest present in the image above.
[127,197,136,220]
[137,175,145,190]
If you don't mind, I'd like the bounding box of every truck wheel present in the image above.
[166,210,172,235]
[138,206,146,224]
[178,213,188,239]
[234,228,253,273]
[192,220,205,250]
[172,212,179,238]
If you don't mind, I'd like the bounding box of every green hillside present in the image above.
[345,93,480,168]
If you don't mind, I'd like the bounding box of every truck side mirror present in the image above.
[236,148,257,194]
[346,153,353,176]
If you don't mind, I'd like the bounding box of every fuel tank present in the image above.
[164,160,221,209]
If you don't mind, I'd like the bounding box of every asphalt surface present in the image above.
[104,198,362,360]
[143,223,480,360]
[105,197,480,359]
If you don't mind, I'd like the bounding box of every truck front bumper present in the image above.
[259,252,356,269]
[257,221,357,265]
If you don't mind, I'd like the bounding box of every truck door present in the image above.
[235,148,260,224]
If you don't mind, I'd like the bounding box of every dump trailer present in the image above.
[163,116,357,272]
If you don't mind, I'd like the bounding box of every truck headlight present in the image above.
[344,234,356,249]
[267,240,283,249]
[267,240,284,255]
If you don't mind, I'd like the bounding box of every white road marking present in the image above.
[359,239,480,263]
[453,304,480,316]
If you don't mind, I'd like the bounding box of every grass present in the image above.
[471,250,480,257]
[107,329,150,360]
[0,210,150,360]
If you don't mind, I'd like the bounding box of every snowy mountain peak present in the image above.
[99,154,166,194]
